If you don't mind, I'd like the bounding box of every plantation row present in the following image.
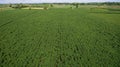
[0,8,120,67]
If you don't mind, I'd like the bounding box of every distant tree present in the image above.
[9,4,12,7]
[50,4,53,7]
[14,3,24,9]
[72,3,79,8]
[44,6,48,10]
[80,3,85,5]
[17,4,21,9]
[29,5,31,10]
[75,3,79,8]
[11,4,21,9]
[20,3,23,7]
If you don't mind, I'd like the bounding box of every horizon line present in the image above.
[0,1,120,4]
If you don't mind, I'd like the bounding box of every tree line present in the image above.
[7,2,120,9]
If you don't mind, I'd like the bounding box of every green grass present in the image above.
[0,7,120,67]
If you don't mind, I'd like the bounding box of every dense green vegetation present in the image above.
[0,6,120,67]
[1,2,120,9]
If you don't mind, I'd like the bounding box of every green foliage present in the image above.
[50,4,53,7]
[11,3,28,9]
[9,4,12,7]
[0,7,120,67]
[79,2,120,5]
[72,3,79,8]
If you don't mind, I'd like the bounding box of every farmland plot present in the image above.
[0,8,120,67]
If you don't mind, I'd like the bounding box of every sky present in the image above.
[0,0,120,4]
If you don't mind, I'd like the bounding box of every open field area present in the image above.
[0,6,120,67]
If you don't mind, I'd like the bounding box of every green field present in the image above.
[0,7,120,67]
